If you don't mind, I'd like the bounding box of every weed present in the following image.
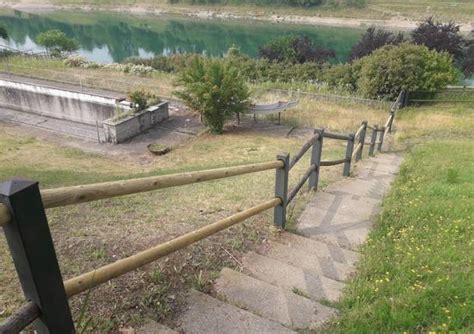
[292,287,310,299]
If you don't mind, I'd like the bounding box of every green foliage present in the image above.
[128,89,160,112]
[0,26,7,40]
[356,43,457,100]
[176,57,250,134]
[329,140,474,333]
[36,29,78,57]
[321,63,359,92]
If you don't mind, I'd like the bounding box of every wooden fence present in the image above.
[0,91,404,333]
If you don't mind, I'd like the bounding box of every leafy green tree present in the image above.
[176,58,250,134]
[0,26,7,40]
[36,29,78,57]
[349,27,405,61]
[356,43,457,99]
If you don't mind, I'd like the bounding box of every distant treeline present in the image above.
[167,0,367,8]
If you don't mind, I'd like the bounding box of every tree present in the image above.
[411,17,465,61]
[462,37,474,77]
[36,29,78,57]
[349,27,405,61]
[259,35,335,64]
[176,58,250,134]
[356,43,457,99]
[0,26,7,40]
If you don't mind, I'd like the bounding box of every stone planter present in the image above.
[103,101,169,144]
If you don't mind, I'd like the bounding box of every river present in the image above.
[0,9,363,64]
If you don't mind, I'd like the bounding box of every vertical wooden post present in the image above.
[343,134,355,177]
[369,125,378,157]
[378,127,385,152]
[356,121,367,161]
[0,179,74,334]
[388,111,395,133]
[274,153,289,229]
[308,129,324,191]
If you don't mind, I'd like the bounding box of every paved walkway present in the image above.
[139,152,402,333]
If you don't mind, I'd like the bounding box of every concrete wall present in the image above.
[0,79,124,125]
[103,102,169,144]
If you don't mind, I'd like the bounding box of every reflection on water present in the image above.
[0,9,363,63]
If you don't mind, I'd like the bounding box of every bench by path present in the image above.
[139,152,402,333]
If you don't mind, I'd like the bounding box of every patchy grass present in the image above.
[326,139,474,332]
[0,123,347,331]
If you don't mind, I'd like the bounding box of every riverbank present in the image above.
[2,1,473,32]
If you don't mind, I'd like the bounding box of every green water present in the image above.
[0,9,363,64]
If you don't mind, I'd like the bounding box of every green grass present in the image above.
[327,140,474,333]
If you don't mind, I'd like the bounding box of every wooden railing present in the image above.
[0,91,404,333]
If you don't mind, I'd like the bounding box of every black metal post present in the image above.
[274,153,289,229]
[369,125,378,157]
[0,179,75,334]
[343,134,355,177]
[308,129,324,191]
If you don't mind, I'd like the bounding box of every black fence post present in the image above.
[308,129,324,191]
[274,153,289,229]
[356,121,367,162]
[369,125,378,157]
[0,179,75,334]
[378,127,385,152]
[343,134,355,177]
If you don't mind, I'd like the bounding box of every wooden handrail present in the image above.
[288,165,316,203]
[354,123,365,140]
[63,198,281,297]
[0,302,40,333]
[289,133,320,170]
[351,143,363,160]
[323,132,350,141]
[41,161,283,209]
[320,158,347,166]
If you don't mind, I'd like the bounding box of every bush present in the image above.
[36,29,78,57]
[356,43,457,100]
[322,63,359,92]
[349,27,405,61]
[175,58,250,134]
[0,26,7,40]
[128,89,159,112]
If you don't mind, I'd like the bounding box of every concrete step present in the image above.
[242,252,345,302]
[261,240,355,282]
[278,232,360,266]
[215,268,337,331]
[176,289,294,334]
[137,320,178,333]
[325,178,392,200]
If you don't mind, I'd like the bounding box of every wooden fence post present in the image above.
[308,129,324,191]
[378,127,385,152]
[388,111,395,133]
[369,125,378,157]
[356,121,367,161]
[274,153,289,229]
[343,134,355,177]
[0,179,74,334]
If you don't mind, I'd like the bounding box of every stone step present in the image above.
[278,232,360,266]
[297,222,371,251]
[299,191,380,222]
[325,178,392,200]
[242,252,345,302]
[176,290,294,334]
[260,240,355,282]
[215,268,337,331]
[137,320,178,334]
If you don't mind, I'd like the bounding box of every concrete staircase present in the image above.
[140,153,402,333]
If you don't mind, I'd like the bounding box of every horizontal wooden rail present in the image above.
[41,161,283,209]
[322,132,350,141]
[320,158,347,167]
[63,198,281,297]
[288,165,316,204]
[354,124,365,140]
[0,204,10,227]
[367,125,375,131]
[384,115,393,129]
[289,133,320,170]
[351,143,363,161]
[0,302,40,333]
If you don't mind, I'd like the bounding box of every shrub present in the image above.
[36,29,78,57]
[322,63,359,92]
[411,18,465,62]
[259,35,335,64]
[175,58,250,134]
[0,26,7,40]
[356,43,457,100]
[462,39,474,77]
[128,89,150,112]
[349,27,405,61]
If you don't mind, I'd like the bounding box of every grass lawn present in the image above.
[325,138,474,331]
